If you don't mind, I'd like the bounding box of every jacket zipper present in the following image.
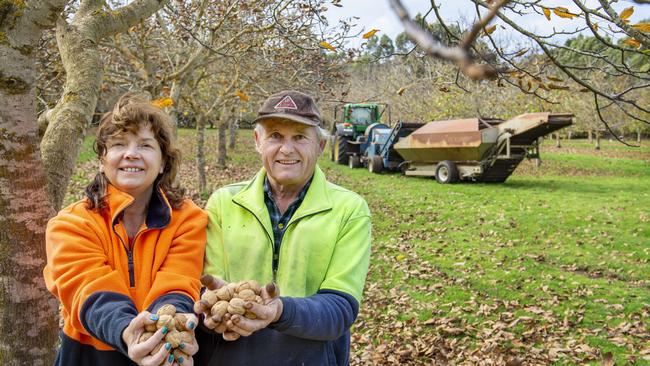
[113,224,146,288]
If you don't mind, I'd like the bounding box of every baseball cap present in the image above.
[253,90,323,127]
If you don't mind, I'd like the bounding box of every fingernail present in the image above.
[179,342,185,350]
[165,342,171,350]
[168,354,174,363]
[162,326,168,335]
[178,356,185,364]
[188,321,196,330]
[149,314,159,321]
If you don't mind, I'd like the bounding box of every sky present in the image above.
[325,0,650,49]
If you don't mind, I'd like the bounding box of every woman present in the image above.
[44,93,207,366]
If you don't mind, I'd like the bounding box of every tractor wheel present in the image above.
[368,156,383,174]
[333,135,349,165]
[435,160,459,184]
[349,155,361,169]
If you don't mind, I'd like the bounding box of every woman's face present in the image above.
[100,125,164,201]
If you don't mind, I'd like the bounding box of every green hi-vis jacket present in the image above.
[204,166,371,303]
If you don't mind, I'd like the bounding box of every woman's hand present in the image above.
[226,283,283,338]
[195,274,240,341]
[122,311,174,365]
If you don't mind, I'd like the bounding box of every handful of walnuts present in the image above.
[194,280,264,326]
[138,304,193,363]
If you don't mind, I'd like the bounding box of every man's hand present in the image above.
[226,283,283,337]
[195,274,240,341]
[122,311,174,365]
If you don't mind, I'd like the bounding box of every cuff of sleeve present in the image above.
[80,291,138,356]
[268,296,296,332]
[148,293,195,314]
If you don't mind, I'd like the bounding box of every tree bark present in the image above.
[555,133,561,148]
[0,1,69,364]
[229,118,237,149]
[196,115,207,193]
[595,132,601,150]
[40,0,167,210]
[217,119,228,169]
[638,130,642,143]
[588,129,593,142]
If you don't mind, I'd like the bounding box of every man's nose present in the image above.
[279,140,295,154]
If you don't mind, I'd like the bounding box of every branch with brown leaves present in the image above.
[388,0,509,80]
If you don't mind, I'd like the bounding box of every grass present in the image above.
[69,132,650,365]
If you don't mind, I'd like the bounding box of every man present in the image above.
[195,90,371,365]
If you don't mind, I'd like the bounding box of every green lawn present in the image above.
[69,132,650,365]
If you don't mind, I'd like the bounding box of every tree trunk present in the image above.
[229,117,238,149]
[0,1,72,364]
[196,115,207,193]
[217,119,228,169]
[555,133,561,148]
[567,131,572,141]
[588,129,593,142]
[595,133,601,150]
[638,130,642,143]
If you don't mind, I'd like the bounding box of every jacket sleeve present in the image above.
[143,202,208,313]
[269,289,358,341]
[319,199,372,303]
[203,191,227,279]
[44,208,137,352]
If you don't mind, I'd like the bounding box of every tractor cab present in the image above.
[330,103,391,164]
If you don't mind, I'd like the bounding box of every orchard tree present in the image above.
[1,1,167,364]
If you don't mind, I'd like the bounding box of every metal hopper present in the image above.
[392,113,573,183]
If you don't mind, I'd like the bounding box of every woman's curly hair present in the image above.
[85,92,185,210]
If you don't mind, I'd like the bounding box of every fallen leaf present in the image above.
[235,90,249,102]
[602,351,614,366]
[396,87,406,95]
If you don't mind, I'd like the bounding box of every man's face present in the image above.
[254,119,325,190]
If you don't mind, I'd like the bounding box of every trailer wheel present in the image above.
[349,155,361,169]
[435,160,459,184]
[368,156,383,174]
[333,136,349,165]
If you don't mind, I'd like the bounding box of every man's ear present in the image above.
[318,138,326,153]
[253,129,262,153]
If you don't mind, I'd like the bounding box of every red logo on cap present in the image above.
[274,95,298,110]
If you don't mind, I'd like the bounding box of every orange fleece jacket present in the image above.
[44,185,207,351]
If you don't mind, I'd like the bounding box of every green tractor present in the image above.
[330,103,390,164]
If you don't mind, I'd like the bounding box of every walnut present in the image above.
[156,304,176,317]
[211,300,229,318]
[227,298,246,315]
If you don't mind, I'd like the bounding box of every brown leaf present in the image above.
[362,29,380,39]
[482,24,497,36]
[553,7,578,19]
[235,90,249,102]
[619,6,634,22]
[319,41,337,52]
[632,22,650,32]
[542,7,551,21]
[602,351,615,366]
[624,38,641,48]
[548,83,569,91]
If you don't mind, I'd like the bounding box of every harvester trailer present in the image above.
[346,112,573,183]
